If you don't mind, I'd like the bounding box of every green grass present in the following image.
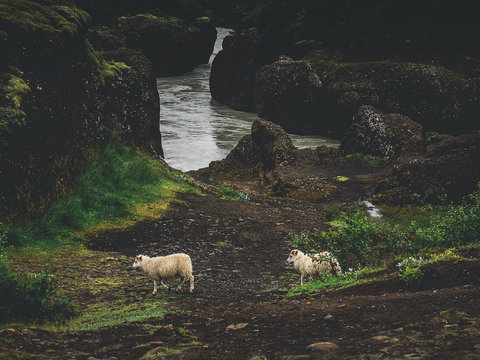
[286,267,386,297]
[288,190,480,295]
[64,298,170,331]
[0,137,199,324]
[1,137,200,249]
[218,185,250,203]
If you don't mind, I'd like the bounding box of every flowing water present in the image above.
[157,28,340,172]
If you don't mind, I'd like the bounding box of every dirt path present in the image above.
[2,193,479,359]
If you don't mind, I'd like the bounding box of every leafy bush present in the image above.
[291,206,397,268]
[0,233,73,323]
[291,191,480,270]
[396,256,425,285]
[218,186,250,203]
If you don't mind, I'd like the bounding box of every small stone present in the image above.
[146,346,166,356]
[379,347,390,354]
[324,314,334,320]
[21,329,38,337]
[404,354,421,359]
[393,327,404,332]
[337,304,346,309]
[444,324,459,329]
[307,342,338,352]
[371,335,389,341]
[226,323,249,330]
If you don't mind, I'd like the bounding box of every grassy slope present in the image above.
[1,137,200,329]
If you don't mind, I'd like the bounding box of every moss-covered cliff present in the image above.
[0,0,162,223]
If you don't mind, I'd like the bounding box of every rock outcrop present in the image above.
[210,28,277,112]
[341,106,425,158]
[254,56,324,135]
[210,118,297,171]
[254,58,480,137]
[117,14,217,76]
[390,132,480,202]
[0,1,162,222]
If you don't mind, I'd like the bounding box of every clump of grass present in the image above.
[0,232,74,323]
[218,185,250,203]
[345,152,386,166]
[64,298,169,331]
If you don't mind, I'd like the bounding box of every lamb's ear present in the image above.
[138,255,143,260]
[293,250,298,256]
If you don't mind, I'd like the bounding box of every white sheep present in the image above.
[286,249,342,286]
[132,253,194,293]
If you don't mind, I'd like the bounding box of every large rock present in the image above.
[117,14,217,76]
[392,132,480,201]
[254,58,480,137]
[341,106,425,158]
[0,1,163,222]
[210,28,277,112]
[211,118,297,171]
[255,56,324,134]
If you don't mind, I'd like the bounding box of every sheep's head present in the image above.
[286,249,302,264]
[132,255,145,269]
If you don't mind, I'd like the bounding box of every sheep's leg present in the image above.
[189,275,194,293]
[152,280,158,295]
[161,280,169,289]
[176,277,186,291]
[300,274,304,286]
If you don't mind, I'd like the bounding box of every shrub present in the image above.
[0,233,73,323]
[291,191,480,269]
[397,257,426,285]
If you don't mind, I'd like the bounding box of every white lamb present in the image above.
[286,249,342,286]
[132,253,194,294]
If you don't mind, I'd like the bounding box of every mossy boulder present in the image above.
[117,14,217,76]
[254,59,480,137]
[0,0,90,68]
[254,56,323,134]
[341,106,425,158]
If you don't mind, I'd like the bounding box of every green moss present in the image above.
[0,73,30,109]
[120,13,184,26]
[195,16,210,22]
[0,0,90,38]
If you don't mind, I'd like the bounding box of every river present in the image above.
[157,28,340,172]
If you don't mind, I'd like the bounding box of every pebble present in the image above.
[324,314,334,320]
[226,323,249,330]
[371,335,389,341]
[307,341,338,352]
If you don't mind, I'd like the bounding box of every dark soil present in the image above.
[1,192,480,359]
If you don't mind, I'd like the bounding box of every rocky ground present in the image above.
[1,191,479,359]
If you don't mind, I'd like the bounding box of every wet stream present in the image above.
[157,28,339,171]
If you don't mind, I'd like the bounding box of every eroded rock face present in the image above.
[253,59,479,137]
[341,106,425,158]
[0,2,163,222]
[117,14,217,76]
[255,56,324,135]
[210,28,277,112]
